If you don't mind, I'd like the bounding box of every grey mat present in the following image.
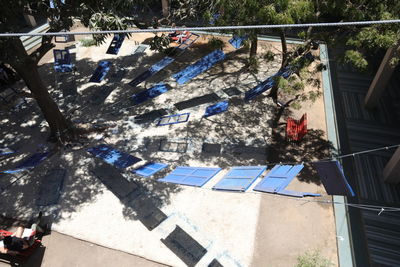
[37,169,66,206]
[129,196,167,231]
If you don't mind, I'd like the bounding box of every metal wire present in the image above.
[1,19,400,37]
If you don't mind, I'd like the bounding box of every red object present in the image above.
[0,229,41,257]
[286,114,308,142]
[169,31,191,43]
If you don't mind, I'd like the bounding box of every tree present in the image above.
[0,0,151,143]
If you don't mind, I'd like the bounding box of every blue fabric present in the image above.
[133,162,168,177]
[149,57,175,73]
[89,61,112,83]
[1,152,49,174]
[53,49,73,73]
[172,50,226,84]
[253,164,303,193]
[132,83,169,105]
[159,166,221,187]
[87,144,141,169]
[228,36,248,49]
[128,70,152,87]
[204,101,229,117]
[313,161,356,197]
[0,148,15,156]
[157,113,190,126]
[213,166,266,192]
[106,34,125,55]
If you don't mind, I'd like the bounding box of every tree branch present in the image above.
[30,36,55,64]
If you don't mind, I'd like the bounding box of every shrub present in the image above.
[80,38,97,47]
[263,50,275,62]
[246,56,259,73]
[295,250,333,267]
[208,37,225,50]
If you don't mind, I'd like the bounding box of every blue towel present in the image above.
[89,61,112,83]
[54,49,73,73]
[0,148,15,156]
[1,152,49,174]
[172,50,226,84]
[87,144,141,169]
[228,35,248,49]
[149,57,175,73]
[106,34,125,55]
[204,101,229,117]
[244,76,276,101]
[132,83,169,105]
[133,162,168,177]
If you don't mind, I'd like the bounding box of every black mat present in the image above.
[222,87,242,97]
[208,259,224,267]
[202,143,221,154]
[161,225,207,267]
[174,93,221,110]
[37,169,66,206]
[134,109,168,124]
[90,162,142,199]
[129,197,167,231]
[159,139,188,153]
[89,86,114,105]
[128,70,152,88]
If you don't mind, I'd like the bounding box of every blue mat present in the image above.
[149,57,175,73]
[244,76,276,101]
[53,49,74,72]
[37,169,66,206]
[172,50,226,84]
[128,57,175,88]
[1,152,49,174]
[157,113,190,126]
[159,166,221,187]
[132,83,170,105]
[204,101,229,117]
[228,36,248,49]
[133,162,168,177]
[106,34,125,55]
[213,166,266,192]
[313,161,355,197]
[87,144,141,169]
[89,61,112,83]
[0,148,15,156]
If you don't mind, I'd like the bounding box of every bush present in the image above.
[295,250,333,267]
[263,50,275,62]
[80,38,97,47]
[208,37,225,50]
[246,56,259,73]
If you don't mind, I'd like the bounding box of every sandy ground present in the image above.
[0,25,338,267]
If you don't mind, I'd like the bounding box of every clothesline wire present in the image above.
[2,19,400,38]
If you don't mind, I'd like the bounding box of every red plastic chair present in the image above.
[170,31,191,43]
[286,114,308,142]
[0,229,41,257]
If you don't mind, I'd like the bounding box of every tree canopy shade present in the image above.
[0,0,156,142]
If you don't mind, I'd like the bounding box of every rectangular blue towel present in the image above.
[53,49,74,73]
[159,166,221,187]
[128,57,175,88]
[133,163,168,177]
[204,101,229,117]
[132,83,169,105]
[228,35,248,49]
[89,61,112,83]
[213,166,266,192]
[1,152,49,174]
[87,144,141,169]
[172,50,226,84]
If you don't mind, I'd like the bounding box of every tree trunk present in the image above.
[249,33,258,59]
[280,28,288,68]
[7,38,73,141]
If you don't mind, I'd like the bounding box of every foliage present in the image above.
[208,37,225,50]
[263,50,275,62]
[149,34,171,53]
[80,38,97,47]
[295,250,333,267]
[246,56,259,73]
[344,50,369,71]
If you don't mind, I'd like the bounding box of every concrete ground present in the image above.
[0,231,166,267]
[0,25,338,267]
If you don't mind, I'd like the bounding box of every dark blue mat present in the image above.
[89,61,112,83]
[132,83,170,105]
[106,34,125,55]
[313,161,355,197]
[228,35,248,49]
[1,152,49,174]
[0,148,15,156]
[133,162,168,177]
[53,49,74,73]
[172,50,226,84]
[213,166,266,192]
[128,57,174,88]
[159,166,221,187]
[204,101,229,117]
[244,76,276,101]
[37,169,66,206]
[87,144,141,169]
